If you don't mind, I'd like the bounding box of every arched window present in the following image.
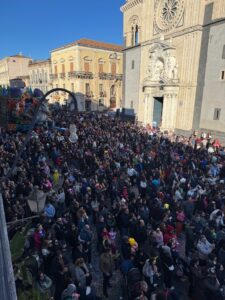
[84,57,91,72]
[98,58,104,73]
[131,26,134,46]
[135,25,139,45]
[110,85,115,97]
[130,16,140,47]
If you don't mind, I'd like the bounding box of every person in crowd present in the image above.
[99,248,114,298]
[2,104,225,300]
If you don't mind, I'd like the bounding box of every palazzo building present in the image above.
[28,59,52,94]
[0,54,31,88]
[50,39,123,111]
[121,0,225,138]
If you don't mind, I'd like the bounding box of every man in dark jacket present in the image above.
[203,268,223,300]
[99,249,115,298]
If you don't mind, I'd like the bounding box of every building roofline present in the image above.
[51,38,123,53]
[29,59,51,66]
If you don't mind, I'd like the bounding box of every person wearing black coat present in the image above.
[72,243,87,263]
[203,268,223,300]
[160,246,175,289]
[134,219,147,248]
[117,207,130,237]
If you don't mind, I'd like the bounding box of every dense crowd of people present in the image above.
[1,105,225,300]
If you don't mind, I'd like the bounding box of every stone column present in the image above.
[162,88,179,130]
[170,93,178,129]
[161,93,170,129]
[144,87,154,125]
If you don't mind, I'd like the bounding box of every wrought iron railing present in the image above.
[50,74,58,80]
[68,71,93,79]
[60,73,66,79]
[99,73,123,81]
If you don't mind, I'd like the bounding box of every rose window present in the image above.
[154,0,184,33]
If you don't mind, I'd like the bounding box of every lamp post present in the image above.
[0,88,77,300]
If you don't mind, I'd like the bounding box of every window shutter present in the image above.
[84,62,89,72]
[111,62,116,75]
[70,62,74,72]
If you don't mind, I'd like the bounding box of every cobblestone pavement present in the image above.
[90,230,123,300]
[89,232,190,300]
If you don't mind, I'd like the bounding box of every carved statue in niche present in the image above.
[155,58,164,81]
[173,64,178,79]
[165,56,176,79]
[147,45,178,82]
[148,52,156,79]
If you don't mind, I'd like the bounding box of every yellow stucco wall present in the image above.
[50,45,123,109]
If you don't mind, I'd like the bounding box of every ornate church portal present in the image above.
[143,40,179,129]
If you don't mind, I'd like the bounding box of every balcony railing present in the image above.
[50,74,58,80]
[60,73,66,79]
[99,73,123,81]
[68,71,93,79]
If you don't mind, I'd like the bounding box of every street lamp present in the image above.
[0,88,77,300]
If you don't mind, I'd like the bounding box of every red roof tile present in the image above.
[52,38,123,52]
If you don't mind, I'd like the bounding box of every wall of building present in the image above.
[50,45,123,110]
[0,56,31,87]
[123,45,141,114]
[29,60,52,94]
[7,56,31,80]
[200,20,225,132]
[0,58,9,87]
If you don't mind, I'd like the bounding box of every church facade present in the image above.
[121,0,225,137]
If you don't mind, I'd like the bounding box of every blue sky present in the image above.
[0,0,124,60]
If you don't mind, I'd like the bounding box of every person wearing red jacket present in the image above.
[163,225,176,245]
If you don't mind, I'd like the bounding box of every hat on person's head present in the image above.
[180,178,186,183]
[156,228,160,231]
[164,203,169,209]
[67,283,77,294]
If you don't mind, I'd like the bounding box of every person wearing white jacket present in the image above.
[197,235,215,262]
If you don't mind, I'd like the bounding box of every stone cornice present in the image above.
[120,0,143,12]
[141,25,203,48]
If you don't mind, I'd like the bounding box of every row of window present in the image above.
[54,83,116,98]
[30,72,48,84]
[54,62,117,75]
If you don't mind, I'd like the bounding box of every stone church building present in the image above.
[121,0,225,137]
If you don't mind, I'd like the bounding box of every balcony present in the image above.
[60,73,66,79]
[99,73,123,81]
[50,74,58,80]
[68,71,93,79]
